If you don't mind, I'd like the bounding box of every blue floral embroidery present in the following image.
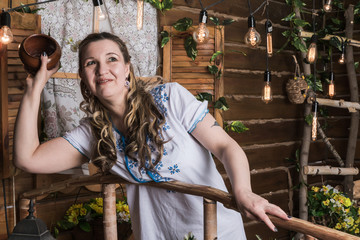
[116,137,125,153]
[150,84,169,118]
[163,148,168,156]
[128,158,139,169]
[168,164,180,175]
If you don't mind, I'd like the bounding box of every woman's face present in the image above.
[80,39,130,103]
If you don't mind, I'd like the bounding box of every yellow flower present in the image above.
[323,199,330,206]
[355,228,360,234]
[68,212,79,225]
[311,186,320,192]
[95,198,103,207]
[344,198,352,207]
[79,207,87,216]
[335,223,342,230]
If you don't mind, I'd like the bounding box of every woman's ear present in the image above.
[125,63,130,78]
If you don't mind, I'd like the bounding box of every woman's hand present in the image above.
[235,189,290,232]
[25,52,59,94]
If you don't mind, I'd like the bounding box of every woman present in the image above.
[14,32,289,239]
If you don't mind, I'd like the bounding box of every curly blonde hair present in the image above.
[78,32,166,173]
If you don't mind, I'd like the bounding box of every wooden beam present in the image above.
[204,198,217,240]
[19,174,359,240]
[0,48,9,179]
[299,31,360,48]
[303,165,359,176]
[310,97,360,111]
[51,72,80,79]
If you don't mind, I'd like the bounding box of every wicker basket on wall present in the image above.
[286,56,309,104]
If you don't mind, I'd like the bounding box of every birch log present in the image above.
[317,123,344,167]
[103,184,117,240]
[344,4,359,198]
[313,98,360,111]
[204,198,217,240]
[303,165,359,176]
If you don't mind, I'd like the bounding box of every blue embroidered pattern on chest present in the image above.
[168,164,180,175]
[150,84,171,132]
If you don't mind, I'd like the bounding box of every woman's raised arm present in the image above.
[14,54,86,173]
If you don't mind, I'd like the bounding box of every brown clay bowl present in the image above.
[18,34,61,75]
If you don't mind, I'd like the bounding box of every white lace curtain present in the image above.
[38,0,159,140]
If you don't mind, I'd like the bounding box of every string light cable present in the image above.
[262,0,272,104]
[193,0,225,43]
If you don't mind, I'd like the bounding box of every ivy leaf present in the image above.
[331,18,341,25]
[222,19,235,25]
[173,17,193,31]
[282,30,291,38]
[305,114,313,126]
[79,222,91,232]
[209,51,223,63]
[355,62,359,69]
[285,0,292,5]
[209,17,220,26]
[293,0,306,8]
[195,92,213,102]
[184,36,198,60]
[208,65,219,75]
[160,31,170,48]
[228,49,247,56]
[293,19,310,27]
[162,0,173,12]
[225,121,249,133]
[282,12,295,21]
[214,97,229,111]
[292,37,307,52]
[329,37,342,51]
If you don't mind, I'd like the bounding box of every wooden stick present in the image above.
[204,198,217,240]
[51,72,80,79]
[303,165,359,176]
[103,184,117,240]
[317,123,345,167]
[19,175,359,239]
[299,31,360,48]
[310,98,360,111]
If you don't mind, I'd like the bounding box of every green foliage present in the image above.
[209,17,235,26]
[224,121,249,133]
[173,18,193,31]
[285,149,301,172]
[15,3,44,13]
[305,74,323,92]
[214,97,229,111]
[184,232,197,240]
[308,185,360,236]
[144,0,173,13]
[184,36,198,61]
[305,113,313,126]
[195,92,213,102]
[160,31,170,48]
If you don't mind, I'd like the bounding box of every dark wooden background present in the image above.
[0,0,359,239]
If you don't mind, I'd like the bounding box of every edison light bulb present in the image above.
[137,0,144,30]
[244,15,261,48]
[193,10,209,44]
[0,26,13,45]
[338,53,345,64]
[323,0,332,12]
[262,71,273,104]
[93,0,107,21]
[306,42,318,63]
[311,102,318,141]
[265,20,273,57]
[328,72,335,98]
[0,12,13,44]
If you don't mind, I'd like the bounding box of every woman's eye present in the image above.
[85,60,95,67]
[108,57,117,62]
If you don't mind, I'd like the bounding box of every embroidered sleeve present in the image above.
[167,82,209,133]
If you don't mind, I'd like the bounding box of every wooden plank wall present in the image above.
[159,1,359,239]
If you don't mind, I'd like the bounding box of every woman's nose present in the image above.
[96,62,109,75]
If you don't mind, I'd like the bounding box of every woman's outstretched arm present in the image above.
[191,113,290,231]
[14,54,86,173]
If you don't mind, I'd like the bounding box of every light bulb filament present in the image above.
[262,82,272,104]
[329,82,335,98]
[307,42,317,63]
[267,33,273,57]
[137,0,144,30]
[312,115,317,141]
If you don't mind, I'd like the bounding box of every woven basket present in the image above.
[286,56,309,104]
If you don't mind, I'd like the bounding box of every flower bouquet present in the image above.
[307,185,360,236]
[54,197,131,238]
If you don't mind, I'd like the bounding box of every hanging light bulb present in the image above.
[338,40,346,64]
[311,101,318,141]
[265,20,273,57]
[323,0,332,12]
[306,35,318,64]
[193,10,210,44]
[137,0,144,30]
[0,12,14,45]
[328,72,335,98]
[262,71,273,104]
[93,0,107,21]
[244,15,261,48]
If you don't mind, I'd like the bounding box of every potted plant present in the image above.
[54,197,131,240]
[307,185,360,237]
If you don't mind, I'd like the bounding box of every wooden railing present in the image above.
[20,175,360,240]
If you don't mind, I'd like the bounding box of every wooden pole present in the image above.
[0,47,9,179]
[303,165,359,176]
[203,198,217,240]
[298,31,360,48]
[317,123,344,167]
[312,98,360,111]
[344,4,359,199]
[103,184,117,240]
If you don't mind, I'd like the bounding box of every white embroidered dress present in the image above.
[63,83,246,239]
